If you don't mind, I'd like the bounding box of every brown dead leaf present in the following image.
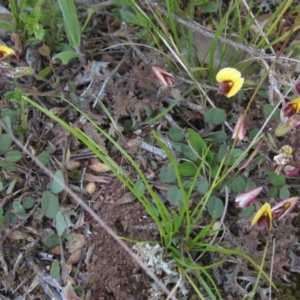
[88,162,110,173]
[51,245,62,256]
[83,173,108,183]
[7,230,27,241]
[113,192,136,206]
[66,233,86,253]
[67,248,83,265]
[66,160,81,171]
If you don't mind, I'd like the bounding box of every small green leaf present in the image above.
[188,128,207,155]
[45,233,60,248]
[263,104,280,121]
[6,177,17,194]
[38,66,52,78]
[279,185,290,200]
[51,260,60,279]
[178,162,197,176]
[196,177,209,195]
[159,164,176,183]
[0,161,17,171]
[204,108,227,125]
[52,51,82,65]
[167,186,183,206]
[224,148,245,166]
[246,178,256,190]
[207,131,228,144]
[68,170,82,180]
[50,170,65,194]
[56,211,66,236]
[134,180,145,197]
[42,191,59,219]
[0,215,5,230]
[6,150,22,162]
[207,196,224,218]
[230,176,246,193]
[113,8,139,24]
[37,150,51,166]
[182,144,199,162]
[268,171,285,187]
[239,205,255,217]
[1,108,19,123]
[23,198,35,209]
[12,201,25,216]
[267,187,278,198]
[168,127,184,142]
[199,2,218,12]
[0,21,14,32]
[0,134,12,152]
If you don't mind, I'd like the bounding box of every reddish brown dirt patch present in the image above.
[82,178,156,300]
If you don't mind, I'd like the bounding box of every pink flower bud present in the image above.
[235,186,263,208]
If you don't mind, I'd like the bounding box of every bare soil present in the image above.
[81,177,156,300]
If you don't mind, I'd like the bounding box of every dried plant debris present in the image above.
[133,243,189,299]
[210,216,300,298]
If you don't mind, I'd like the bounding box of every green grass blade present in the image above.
[57,0,81,49]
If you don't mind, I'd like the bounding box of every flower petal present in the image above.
[271,197,299,220]
[0,45,15,58]
[152,66,175,87]
[251,202,272,230]
[227,77,244,98]
[284,165,299,177]
[216,67,242,83]
[296,82,300,95]
[235,186,263,208]
[232,114,246,140]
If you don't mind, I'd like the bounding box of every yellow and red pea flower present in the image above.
[251,202,272,230]
[0,45,15,60]
[251,197,299,230]
[271,197,299,221]
[216,67,244,98]
[280,98,300,123]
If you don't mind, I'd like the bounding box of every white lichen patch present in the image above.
[133,243,189,299]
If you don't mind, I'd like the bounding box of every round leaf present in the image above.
[204,108,227,125]
[56,211,66,236]
[230,176,246,193]
[263,104,280,121]
[159,164,176,183]
[0,134,12,152]
[23,197,35,209]
[268,171,285,187]
[178,162,197,176]
[279,185,290,200]
[207,196,224,218]
[196,178,209,195]
[6,150,22,162]
[239,205,255,217]
[168,127,184,142]
[50,170,65,194]
[167,186,183,206]
[42,191,59,219]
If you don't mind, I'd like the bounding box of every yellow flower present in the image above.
[251,202,272,230]
[216,67,244,98]
[0,45,15,60]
